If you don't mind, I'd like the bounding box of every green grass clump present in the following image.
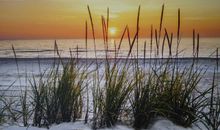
[57,61,86,122]
[30,72,48,127]
[20,86,30,126]
[130,60,212,129]
[30,58,89,127]
[104,64,133,127]
[43,68,60,125]
[131,67,157,129]
[92,62,134,128]
[154,63,210,127]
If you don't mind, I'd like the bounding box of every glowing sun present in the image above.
[109,27,117,36]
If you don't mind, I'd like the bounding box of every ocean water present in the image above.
[0,38,219,58]
[0,38,219,97]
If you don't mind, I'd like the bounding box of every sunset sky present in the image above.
[0,0,220,39]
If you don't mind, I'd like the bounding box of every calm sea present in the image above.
[0,38,220,97]
[0,38,219,58]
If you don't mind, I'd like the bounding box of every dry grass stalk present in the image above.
[144,40,146,65]
[165,29,173,57]
[176,8,181,57]
[136,6,141,59]
[197,33,200,58]
[117,26,128,52]
[161,32,167,58]
[155,29,159,56]
[127,26,131,48]
[193,29,196,57]
[150,25,153,59]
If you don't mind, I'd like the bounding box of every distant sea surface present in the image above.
[0,38,219,58]
[0,38,220,97]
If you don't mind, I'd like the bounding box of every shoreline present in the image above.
[0,57,219,61]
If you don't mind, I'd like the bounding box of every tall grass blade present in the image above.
[193,29,195,57]
[136,6,141,59]
[197,33,200,58]
[176,9,181,57]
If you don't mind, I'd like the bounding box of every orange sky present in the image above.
[0,0,220,39]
